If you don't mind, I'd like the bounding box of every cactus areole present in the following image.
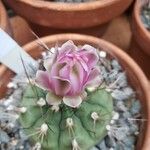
[19,41,113,150]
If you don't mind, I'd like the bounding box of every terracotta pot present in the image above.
[29,21,109,37]
[0,0,13,36]
[0,34,150,149]
[4,0,133,29]
[129,38,150,79]
[132,0,150,56]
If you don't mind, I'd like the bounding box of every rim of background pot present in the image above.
[4,0,133,29]
[0,33,150,149]
[132,0,150,56]
[0,0,13,36]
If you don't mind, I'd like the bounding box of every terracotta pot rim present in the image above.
[134,0,150,40]
[0,33,150,149]
[16,0,123,11]
[0,0,8,30]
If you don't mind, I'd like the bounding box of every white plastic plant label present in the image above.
[0,28,37,74]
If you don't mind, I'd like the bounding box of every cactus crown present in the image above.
[19,41,113,150]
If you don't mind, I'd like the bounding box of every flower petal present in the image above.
[35,70,52,91]
[46,92,62,106]
[58,40,77,59]
[87,68,100,82]
[44,48,58,71]
[52,77,71,96]
[59,64,70,79]
[86,75,102,89]
[50,62,66,77]
[69,63,84,95]
[63,95,82,108]
[81,44,99,68]
[85,68,101,88]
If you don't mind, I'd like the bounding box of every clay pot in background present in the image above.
[102,14,132,52]
[10,16,36,46]
[129,0,150,79]
[132,0,150,56]
[4,0,133,29]
[129,38,150,79]
[29,21,109,38]
[0,34,150,149]
[0,0,12,36]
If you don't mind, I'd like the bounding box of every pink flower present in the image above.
[35,40,101,108]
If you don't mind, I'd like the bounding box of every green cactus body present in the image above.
[19,85,113,150]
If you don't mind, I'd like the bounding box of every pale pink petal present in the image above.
[86,75,102,89]
[46,92,62,106]
[50,62,66,77]
[58,40,77,59]
[52,77,71,96]
[44,48,58,71]
[77,57,89,72]
[74,62,84,85]
[69,63,84,95]
[35,70,52,91]
[80,45,99,68]
[84,67,101,89]
[59,65,70,79]
[87,68,100,83]
[63,95,82,108]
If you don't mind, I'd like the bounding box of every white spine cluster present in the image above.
[91,112,99,129]
[99,51,107,58]
[40,123,48,133]
[51,105,59,112]
[66,118,74,136]
[72,139,80,150]
[37,98,46,107]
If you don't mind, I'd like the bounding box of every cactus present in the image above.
[19,85,113,150]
